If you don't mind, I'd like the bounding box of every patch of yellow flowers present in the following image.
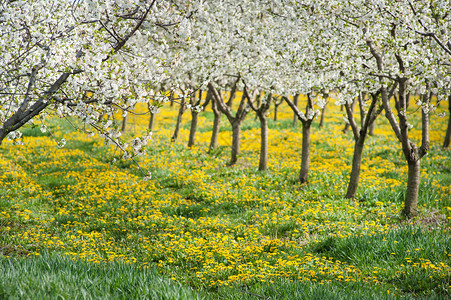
[0,99,450,292]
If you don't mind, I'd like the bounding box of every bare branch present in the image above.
[283,96,307,123]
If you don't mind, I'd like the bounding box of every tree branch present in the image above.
[284,96,307,123]
[344,99,360,140]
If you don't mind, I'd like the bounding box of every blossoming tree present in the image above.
[0,0,194,158]
[313,0,449,216]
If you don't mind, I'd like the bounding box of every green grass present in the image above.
[0,102,450,299]
[0,254,205,300]
[20,125,51,138]
[214,280,409,300]
[310,226,451,297]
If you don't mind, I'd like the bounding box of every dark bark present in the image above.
[402,159,421,217]
[121,114,128,132]
[345,91,383,199]
[443,95,451,148]
[344,101,365,199]
[368,39,429,217]
[230,120,241,166]
[187,89,210,148]
[171,98,186,142]
[209,98,222,151]
[343,105,363,198]
[292,94,300,127]
[0,3,153,145]
[258,113,269,170]
[345,138,365,199]
[391,82,428,217]
[273,97,283,121]
[318,94,328,129]
[274,103,278,121]
[148,112,155,131]
[0,70,82,144]
[299,122,311,183]
[359,91,377,136]
[147,100,157,131]
[284,94,314,183]
[344,100,360,139]
[247,90,272,171]
[187,110,198,148]
[404,89,429,216]
[121,115,128,132]
[208,80,249,166]
[358,92,366,128]
[393,85,428,217]
[343,97,357,133]
[420,93,430,156]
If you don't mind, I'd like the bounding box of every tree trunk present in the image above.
[299,121,311,183]
[230,120,242,166]
[258,113,269,171]
[121,113,128,133]
[188,110,198,148]
[209,99,221,151]
[343,99,356,133]
[443,95,451,148]
[396,90,429,218]
[402,159,421,217]
[319,102,327,129]
[358,92,365,128]
[171,101,185,142]
[274,104,278,121]
[368,100,377,137]
[345,136,365,199]
[367,41,426,219]
[292,94,300,127]
[148,112,155,131]
[247,90,272,171]
[208,80,249,166]
[0,71,78,145]
[343,90,381,200]
[274,100,283,122]
[401,92,430,217]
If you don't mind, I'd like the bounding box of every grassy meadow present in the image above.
[0,95,450,299]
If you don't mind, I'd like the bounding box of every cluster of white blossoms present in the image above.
[0,0,196,150]
[1,0,449,156]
